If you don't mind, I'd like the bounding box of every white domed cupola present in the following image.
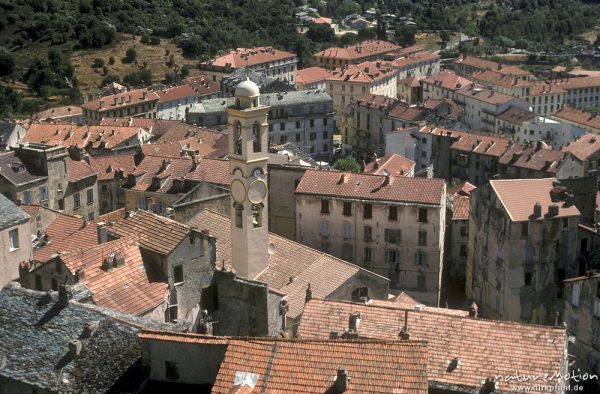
[234,78,260,109]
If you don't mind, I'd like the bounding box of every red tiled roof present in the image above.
[85,125,142,150]
[562,133,600,161]
[549,76,600,91]
[33,212,99,263]
[156,123,228,158]
[470,70,532,89]
[81,88,159,112]
[398,75,425,88]
[354,93,397,110]
[387,104,425,121]
[182,75,221,96]
[108,210,191,256]
[451,196,470,220]
[89,155,136,181]
[326,61,395,84]
[454,55,532,77]
[388,52,440,69]
[363,154,415,176]
[421,71,472,91]
[127,155,194,193]
[19,204,43,222]
[33,106,82,121]
[184,158,230,186]
[296,67,332,85]
[451,133,511,157]
[314,40,400,61]
[99,117,157,130]
[295,169,445,205]
[497,107,537,125]
[58,237,167,315]
[299,298,567,394]
[155,85,197,103]
[187,210,385,319]
[490,178,580,222]
[447,181,476,197]
[99,208,126,224]
[201,47,296,69]
[499,143,566,173]
[22,123,87,148]
[141,142,188,159]
[455,84,518,105]
[67,158,96,182]
[553,106,600,132]
[312,16,333,25]
[212,339,428,393]
[369,293,470,317]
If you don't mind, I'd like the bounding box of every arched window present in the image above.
[234,203,243,228]
[252,122,261,153]
[233,121,242,155]
[351,287,369,302]
[252,203,263,228]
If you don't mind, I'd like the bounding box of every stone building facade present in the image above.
[295,170,445,306]
[0,195,31,287]
[467,179,581,325]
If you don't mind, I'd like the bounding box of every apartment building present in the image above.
[454,55,534,81]
[553,106,600,135]
[421,72,472,101]
[467,179,580,324]
[199,46,298,83]
[0,194,31,287]
[186,90,334,159]
[313,40,399,70]
[155,85,199,121]
[387,52,441,81]
[296,66,331,90]
[325,61,397,128]
[295,169,446,306]
[496,107,568,148]
[551,77,600,111]
[81,88,160,123]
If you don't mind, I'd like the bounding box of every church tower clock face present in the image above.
[231,179,246,202]
[251,168,262,178]
[247,179,267,204]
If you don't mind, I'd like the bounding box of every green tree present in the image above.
[0,48,16,77]
[340,33,358,47]
[306,23,335,43]
[180,64,190,78]
[92,58,104,68]
[108,56,115,65]
[125,47,137,63]
[100,74,120,86]
[395,24,416,47]
[357,28,376,41]
[333,156,361,173]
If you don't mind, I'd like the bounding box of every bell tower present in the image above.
[226,79,270,279]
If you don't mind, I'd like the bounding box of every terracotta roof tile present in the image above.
[19,204,43,222]
[451,133,511,157]
[296,67,331,85]
[422,71,472,91]
[388,52,440,69]
[299,298,567,394]
[363,154,415,176]
[561,133,600,161]
[155,85,197,103]
[99,117,157,130]
[387,104,425,121]
[553,106,600,133]
[369,293,470,317]
[454,55,532,77]
[490,178,580,222]
[187,210,386,319]
[497,107,537,125]
[455,84,518,105]
[99,208,126,224]
[470,70,532,88]
[33,212,100,263]
[314,40,400,61]
[499,143,566,173]
[156,123,228,158]
[107,210,191,256]
[81,88,159,113]
[326,61,395,84]
[85,125,142,150]
[126,155,194,193]
[295,169,445,205]
[184,158,230,186]
[182,75,221,96]
[212,339,428,393]
[201,47,296,69]
[447,181,476,197]
[451,196,470,220]
[22,123,87,148]
[58,237,167,315]
[33,106,82,121]
[549,76,600,91]
[67,158,97,182]
[88,155,136,181]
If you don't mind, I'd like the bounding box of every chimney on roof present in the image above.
[75,268,85,282]
[547,203,559,217]
[348,312,361,332]
[143,90,148,100]
[68,340,82,359]
[399,310,410,339]
[58,284,72,305]
[305,283,312,303]
[97,222,107,244]
[337,173,346,184]
[533,202,542,218]
[113,254,125,268]
[81,321,98,339]
[334,367,350,393]
[468,302,478,318]
[102,253,115,270]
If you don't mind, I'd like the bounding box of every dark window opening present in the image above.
[343,202,352,216]
[351,286,369,301]
[165,361,179,380]
[173,265,184,284]
[321,199,329,214]
[418,208,427,223]
[364,203,372,219]
[389,206,398,221]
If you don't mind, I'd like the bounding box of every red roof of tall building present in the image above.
[296,66,331,85]
[454,55,532,77]
[201,46,296,69]
[490,178,580,222]
[553,106,600,132]
[295,169,445,205]
[67,158,96,182]
[33,106,82,121]
[562,133,600,161]
[326,61,396,84]
[155,85,197,103]
[58,237,167,315]
[499,142,566,174]
[127,155,194,193]
[363,154,415,176]
[451,133,511,157]
[88,155,136,181]
[182,75,221,96]
[184,157,230,186]
[299,298,567,394]
[81,88,159,113]
[421,71,472,91]
[314,40,400,61]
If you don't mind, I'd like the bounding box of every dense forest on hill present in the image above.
[0,0,599,117]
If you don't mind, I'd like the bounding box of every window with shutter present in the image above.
[320,220,329,237]
[571,282,581,307]
[343,223,351,239]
